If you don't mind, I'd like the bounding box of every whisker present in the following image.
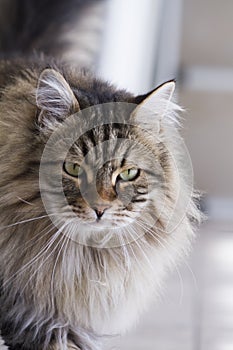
[136,220,185,305]
[20,223,69,294]
[118,233,131,274]
[50,229,71,301]
[14,222,55,252]
[126,226,154,272]
[2,222,63,288]
[0,213,58,230]
[16,196,35,206]
[139,220,198,293]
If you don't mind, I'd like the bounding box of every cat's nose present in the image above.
[95,209,104,220]
[92,206,109,220]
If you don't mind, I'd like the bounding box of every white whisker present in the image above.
[2,221,62,288]
[138,220,198,293]
[16,196,35,206]
[118,233,131,275]
[20,223,69,294]
[127,226,154,272]
[50,228,71,301]
[136,220,185,305]
[0,213,58,230]
[14,222,55,252]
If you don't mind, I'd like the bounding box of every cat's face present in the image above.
[40,114,165,246]
[61,127,157,228]
[36,69,179,246]
[6,69,193,252]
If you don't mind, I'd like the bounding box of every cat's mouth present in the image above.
[89,217,120,228]
[96,217,102,223]
[68,202,143,229]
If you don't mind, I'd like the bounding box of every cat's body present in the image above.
[0,1,201,349]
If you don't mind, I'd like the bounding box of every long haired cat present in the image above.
[0,0,201,349]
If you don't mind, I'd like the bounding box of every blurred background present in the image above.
[78,0,233,349]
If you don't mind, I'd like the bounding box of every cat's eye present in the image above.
[119,168,139,181]
[63,161,83,178]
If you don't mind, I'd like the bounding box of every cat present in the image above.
[0,0,202,349]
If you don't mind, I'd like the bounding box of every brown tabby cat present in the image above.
[0,0,201,349]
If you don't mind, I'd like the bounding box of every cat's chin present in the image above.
[89,218,119,227]
[61,218,140,248]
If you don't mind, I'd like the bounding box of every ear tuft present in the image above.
[132,81,179,130]
[36,69,79,125]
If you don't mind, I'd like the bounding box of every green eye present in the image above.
[119,168,139,181]
[63,162,83,178]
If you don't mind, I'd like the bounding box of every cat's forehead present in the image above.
[66,123,156,175]
[69,123,136,157]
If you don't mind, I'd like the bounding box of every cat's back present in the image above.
[0,58,39,93]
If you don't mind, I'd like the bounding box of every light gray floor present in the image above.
[104,220,233,350]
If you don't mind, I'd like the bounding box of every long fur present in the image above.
[0,2,202,349]
[0,0,104,66]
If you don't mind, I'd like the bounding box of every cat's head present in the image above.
[35,68,188,247]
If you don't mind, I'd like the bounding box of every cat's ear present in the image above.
[132,81,177,130]
[36,69,80,126]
